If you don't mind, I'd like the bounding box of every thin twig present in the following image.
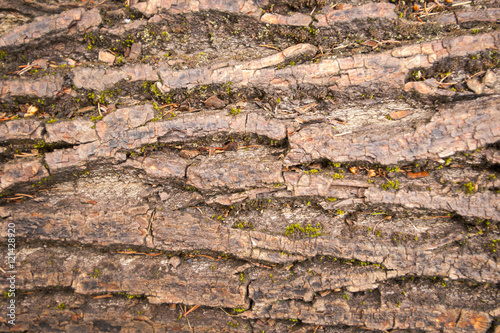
[452,1,471,6]
[333,43,355,50]
[467,70,485,80]
[420,215,452,219]
[183,305,200,317]
[219,307,240,317]
[196,254,216,260]
[15,193,35,198]
[93,0,108,8]
[92,294,113,299]
[439,72,451,83]
[259,44,281,52]
[14,152,38,157]
[77,106,96,114]
[334,131,352,137]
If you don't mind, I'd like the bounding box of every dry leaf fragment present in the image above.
[389,110,411,119]
[362,40,379,48]
[407,171,429,179]
[368,169,376,177]
[222,142,238,152]
[349,166,359,174]
[24,105,38,117]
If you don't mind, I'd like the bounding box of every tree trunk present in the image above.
[0,0,499,332]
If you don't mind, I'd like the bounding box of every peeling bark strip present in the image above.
[2,175,498,281]
[1,0,500,331]
[0,247,249,309]
[0,75,63,99]
[1,246,498,332]
[2,31,498,100]
[132,0,398,25]
[286,96,500,165]
[71,31,500,93]
[0,8,101,47]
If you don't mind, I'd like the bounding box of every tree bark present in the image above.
[0,0,499,332]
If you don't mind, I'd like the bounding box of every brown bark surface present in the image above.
[0,0,499,332]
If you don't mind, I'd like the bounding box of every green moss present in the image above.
[90,268,102,279]
[57,303,66,310]
[224,81,232,95]
[331,173,344,179]
[486,239,498,253]
[343,294,350,301]
[326,197,337,202]
[411,69,423,81]
[336,209,345,215]
[461,182,475,195]
[303,169,319,174]
[90,115,103,122]
[233,221,253,229]
[118,292,142,299]
[230,107,241,116]
[239,273,245,283]
[150,83,163,98]
[285,223,324,237]
[46,119,57,124]
[386,166,400,172]
[33,140,46,149]
[185,185,197,191]
[381,180,399,191]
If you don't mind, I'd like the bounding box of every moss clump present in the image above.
[118,292,142,299]
[229,107,241,116]
[285,223,324,237]
[381,180,399,191]
[90,268,102,279]
[461,182,476,194]
[232,221,253,229]
[57,303,66,310]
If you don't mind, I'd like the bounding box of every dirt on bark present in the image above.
[0,0,499,332]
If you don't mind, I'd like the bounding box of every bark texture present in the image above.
[0,0,499,332]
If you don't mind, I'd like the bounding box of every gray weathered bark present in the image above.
[0,0,499,332]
